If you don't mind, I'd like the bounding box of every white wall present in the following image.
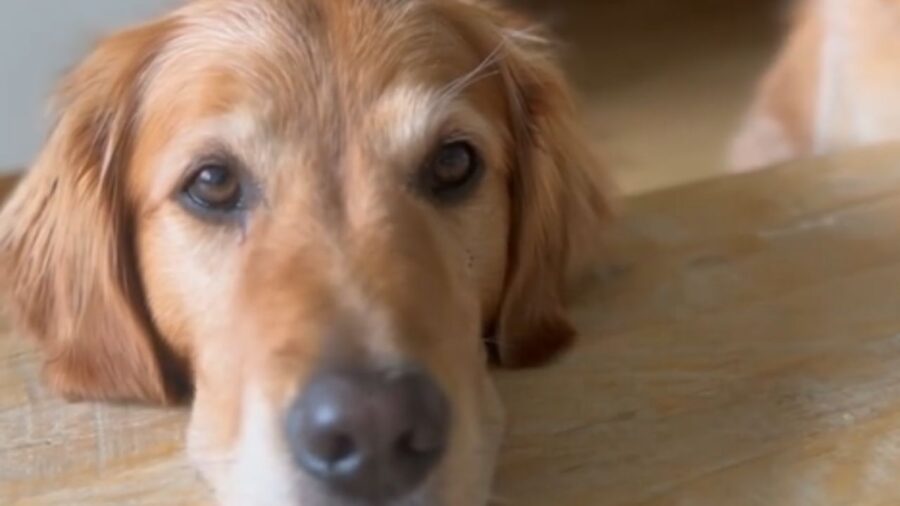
[0,1,179,172]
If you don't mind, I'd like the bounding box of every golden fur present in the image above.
[0,1,611,504]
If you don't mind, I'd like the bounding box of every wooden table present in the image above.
[6,145,900,505]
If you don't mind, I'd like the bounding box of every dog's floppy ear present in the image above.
[0,19,187,404]
[458,4,615,367]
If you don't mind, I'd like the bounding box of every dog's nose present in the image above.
[286,367,450,501]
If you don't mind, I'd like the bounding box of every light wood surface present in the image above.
[6,146,900,505]
[497,144,900,506]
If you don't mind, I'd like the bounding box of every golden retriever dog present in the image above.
[731,0,900,171]
[0,0,610,504]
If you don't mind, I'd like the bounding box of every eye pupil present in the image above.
[198,166,231,186]
[185,164,242,211]
[435,144,472,182]
[424,141,482,202]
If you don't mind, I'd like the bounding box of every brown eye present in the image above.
[421,141,483,203]
[183,164,243,212]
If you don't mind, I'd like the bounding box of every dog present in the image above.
[731,0,900,171]
[0,1,611,504]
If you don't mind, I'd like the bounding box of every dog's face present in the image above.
[0,1,610,505]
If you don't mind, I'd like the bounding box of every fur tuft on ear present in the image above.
[454,3,616,367]
[0,19,188,404]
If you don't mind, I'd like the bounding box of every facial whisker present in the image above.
[437,42,506,104]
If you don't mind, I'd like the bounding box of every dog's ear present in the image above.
[0,19,187,404]
[455,4,616,367]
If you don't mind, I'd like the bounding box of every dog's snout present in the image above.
[286,367,450,501]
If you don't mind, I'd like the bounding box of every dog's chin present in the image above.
[288,486,438,506]
[195,442,496,506]
[199,464,491,506]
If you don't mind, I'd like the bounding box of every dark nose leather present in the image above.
[285,367,450,501]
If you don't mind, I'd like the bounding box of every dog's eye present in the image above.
[183,164,242,212]
[421,141,483,203]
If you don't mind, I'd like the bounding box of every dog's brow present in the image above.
[436,42,505,106]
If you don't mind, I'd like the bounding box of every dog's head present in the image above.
[0,1,610,504]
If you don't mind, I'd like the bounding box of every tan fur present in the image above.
[0,17,187,403]
[732,0,900,171]
[0,1,611,504]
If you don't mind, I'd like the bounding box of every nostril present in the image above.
[326,434,357,464]
[287,367,450,501]
[285,377,367,479]
[307,432,360,474]
[304,403,362,472]
[398,423,443,457]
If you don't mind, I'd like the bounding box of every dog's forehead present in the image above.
[152,0,486,113]
[135,0,504,198]
[132,0,511,234]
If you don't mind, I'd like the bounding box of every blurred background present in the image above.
[0,0,783,194]
[516,0,784,194]
[0,1,179,174]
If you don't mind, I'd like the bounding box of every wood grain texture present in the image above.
[5,146,900,505]
[496,144,900,506]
